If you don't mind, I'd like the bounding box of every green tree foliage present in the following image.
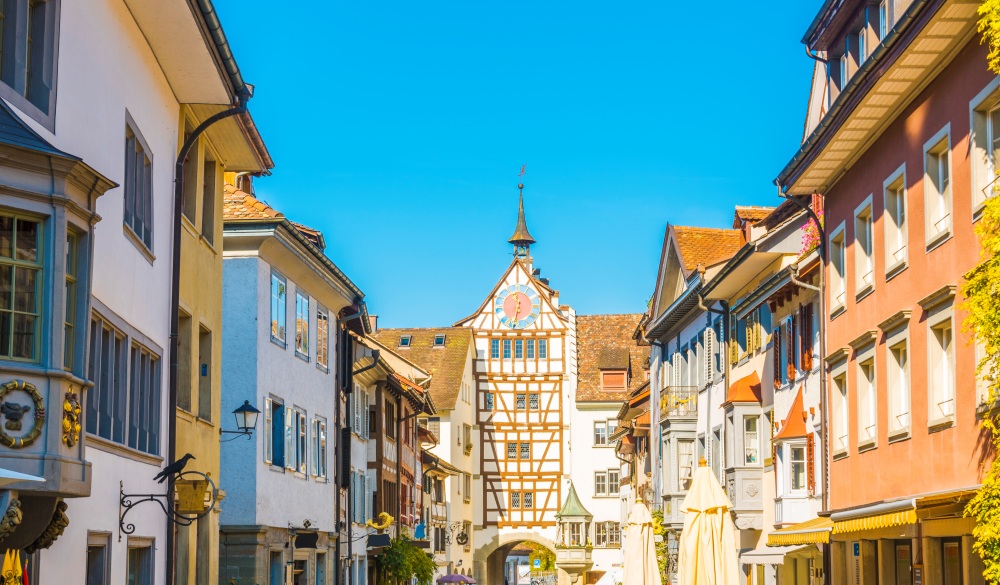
[651,509,669,583]
[980,0,1000,75]
[527,543,556,572]
[375,533,435,585]
[964,193,1000,582]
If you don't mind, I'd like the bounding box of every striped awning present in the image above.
[832,508,916,534]
[767,517,832,546]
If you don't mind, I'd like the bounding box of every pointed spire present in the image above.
[508,183,536,257]
[556,481,593,520]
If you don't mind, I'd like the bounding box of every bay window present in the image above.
[0,214,40,361]
[789,444,807,492]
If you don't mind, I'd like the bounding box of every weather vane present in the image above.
[518,164,526,190]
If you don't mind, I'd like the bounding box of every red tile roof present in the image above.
[371,328,474,409]
[674,226,743,271]
[576,314,650,402]
[222,183,283,221]
[734,206,776,223]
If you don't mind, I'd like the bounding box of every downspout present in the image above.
[167,87,251,585]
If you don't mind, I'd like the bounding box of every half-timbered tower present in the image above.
[457,185,578,570]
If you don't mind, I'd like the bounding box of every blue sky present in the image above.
[214,1,821,328]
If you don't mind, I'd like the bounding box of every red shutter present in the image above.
[806,433,816,494]
[773,327,782,389]
[802,302,814,371]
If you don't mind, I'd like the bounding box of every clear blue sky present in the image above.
[214,1,821,328]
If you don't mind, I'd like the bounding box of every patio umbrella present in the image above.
[623,501,660,584]
[678,459,738,585]
[437,574,475,584]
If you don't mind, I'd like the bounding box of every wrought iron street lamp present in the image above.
[220,400,261,439]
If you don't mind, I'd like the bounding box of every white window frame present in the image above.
[785,441,809,495]
[858,30,867,64]
[840,53,849,89]
[594,471,608,497]
[887,329,911,441]
[857,351,877,451]
[829,222,847,316]
[270,271,286,346]
[879,0,890,40]
[923,124,953,248]
[831,361,849,459]
[294,291,309,359]
[928,311,956,429]
[854,195,875,299]
[883,164,908,278]
[677,439,694,491]
[743,415,760,465]
[968,77,1000,218]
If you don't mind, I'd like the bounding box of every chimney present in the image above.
[368,315,378,332]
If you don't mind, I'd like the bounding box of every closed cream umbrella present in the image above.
[678,459,739,585]
[623,501,660,584]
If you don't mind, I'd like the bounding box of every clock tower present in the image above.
[456,184,579,583]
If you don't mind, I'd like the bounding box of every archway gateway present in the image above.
[475,532,571,585]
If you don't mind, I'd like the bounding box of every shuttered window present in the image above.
[123,124,153,251]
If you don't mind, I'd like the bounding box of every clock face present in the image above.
[494,285,541,329]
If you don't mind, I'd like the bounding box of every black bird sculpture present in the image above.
[153,453,195,484]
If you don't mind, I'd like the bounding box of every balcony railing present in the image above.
[660,387,698,420]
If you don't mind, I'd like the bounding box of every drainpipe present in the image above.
[779,188,830,584]
[166,87,251,585]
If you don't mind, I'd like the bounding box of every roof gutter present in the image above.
[776,0,934,191]
[192,0,246,98]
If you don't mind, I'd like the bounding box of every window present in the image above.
[87,534,110,585]
[516,393,526,409]
[971,83,1000,212]
[884,169,907,273]
[464,424,473,453]
[316,308,329,368]
[888,340,910,435]
[520,442,530,460]
[282,406,307,474]
[608,469,620,495]
[528,393,539,410]
[929,318,955,423]
[433,334,445,347]
[0,0,57,119]
[538,338,547,359]
[295,292,309,357]
[64,231,79,369]
[595,471,608,496]
[523,491,533,508]
[490,339,500,359]
[744,416,759,464]
[385,399,396,440]
[399,335,411,348]
[503,339,511,359]
[879,1,891,39]
[924,128,952,244]
[789,444,807,491]
[464,473,471,503]
[678,440,694,490]
[601,370,626,390]
[569,522,582,545]
[840,53,849,88]
[270,273,286,344]
[830,226,846,311]
[832,373,849,455]
[594,421,608,446]
[854,200,874,295]
[857,31,866,63]
[507,442,517,460]
[86,316,162,455]
[0,214,40,360]
[527,339,535,358]
[312,417,327,478]
[201,155,218,246]
[943,540,962,585]
[515,339,523,359]
[858,358,876,447]
[895,542,912,585]
[127,543,153,585]
[594,522,621,547]
[123,124,153,251]
[485,392,494,410]
[511,491,520,509]
[265,397,282,466]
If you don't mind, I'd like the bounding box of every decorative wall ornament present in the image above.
[0,381,45,449]
[365,512,394,532]
[0,498,22,542]
[25,500,68,553]
[119,471,218,542]
[746,482,759,497]
[62,390,82,447]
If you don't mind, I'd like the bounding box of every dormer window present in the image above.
[601,370,627,391]
[433,334,446,347]
[399,335,411,348]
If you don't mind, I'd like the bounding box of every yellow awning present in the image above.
[833,509,917,534]
[767,517,833,546]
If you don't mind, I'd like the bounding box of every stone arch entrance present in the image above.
[475,532,572,585]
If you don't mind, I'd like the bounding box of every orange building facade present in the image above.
[777,1,991,584]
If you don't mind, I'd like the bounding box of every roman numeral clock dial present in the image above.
[494,285,541,329]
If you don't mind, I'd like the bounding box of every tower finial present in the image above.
[508,166,535,258]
